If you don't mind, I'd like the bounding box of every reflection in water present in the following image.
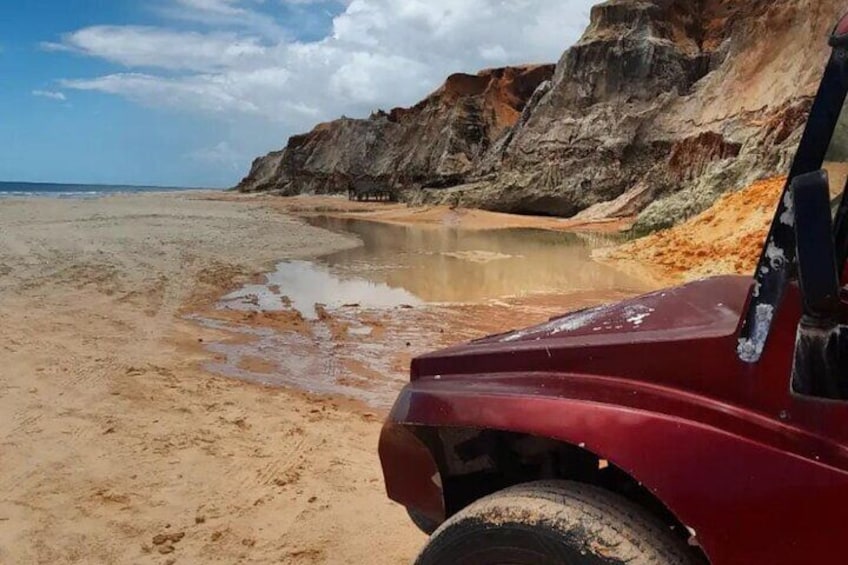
[305,216,648,304]
[824,96,848,201]
[825,162,848,196]
[187,312,413,407]
[199,217,648,405]
[221,260,422,320]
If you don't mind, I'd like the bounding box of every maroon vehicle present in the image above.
[379,13,848,565]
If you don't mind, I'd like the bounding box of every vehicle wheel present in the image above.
[415,481,698,565]
[408,507,440,535]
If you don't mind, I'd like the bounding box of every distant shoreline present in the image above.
[0,180,218,199]
[0,180,210,190]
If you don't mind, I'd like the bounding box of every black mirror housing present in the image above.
[832,12,848,47]
[791,170,845,399]
[792,170,841,320]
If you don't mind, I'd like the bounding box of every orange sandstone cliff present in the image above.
[236,0,846,232]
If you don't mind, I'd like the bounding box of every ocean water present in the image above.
[0,181,209,199]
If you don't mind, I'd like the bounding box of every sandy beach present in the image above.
[0,192,430,564]
[1,184,775,564]
[1,191,652,564]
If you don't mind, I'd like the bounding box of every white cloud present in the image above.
[189,140,245,170]
[177,0,247,15]
[48,26,267,72]
[32,89,67,101]
[47,0,595,180]
[282,0,341,4]
[162,0,287,38]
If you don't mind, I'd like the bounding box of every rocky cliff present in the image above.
[236,0,846,232]
[236,65,555,196]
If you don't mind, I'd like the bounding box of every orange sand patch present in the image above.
[253,194,634,233]
[211,307,312,336]
[208,192,634,233]
[603,176,787,282]
[237,355,280,374]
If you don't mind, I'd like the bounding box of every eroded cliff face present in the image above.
[235,65,555,195]
[237,0,846,231]
[428,0,843,229]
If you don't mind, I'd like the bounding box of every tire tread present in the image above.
[416,480,698,565]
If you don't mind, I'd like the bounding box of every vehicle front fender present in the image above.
[385,374,848,565]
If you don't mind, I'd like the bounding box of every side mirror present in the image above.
[791,171,846,399]
[831,11,848,47]
[792,170,840,320]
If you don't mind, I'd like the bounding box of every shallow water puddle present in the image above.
[306,216,644,303]
[219,259,422,320]
[193,217,649,407]
[188,306,436,407]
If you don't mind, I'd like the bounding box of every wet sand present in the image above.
[193,211,648,407]
[218,192,636,234]
[0,191,646,564]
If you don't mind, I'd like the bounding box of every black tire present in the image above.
[408,507,440,535]
[415,481,698,565]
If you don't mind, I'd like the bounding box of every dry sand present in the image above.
[0,192,427,564]
[600,176,788,283]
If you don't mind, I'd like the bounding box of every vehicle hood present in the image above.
[411,276,753,389]
[481,275,749,344]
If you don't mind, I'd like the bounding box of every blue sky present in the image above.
[0,1,595,188]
